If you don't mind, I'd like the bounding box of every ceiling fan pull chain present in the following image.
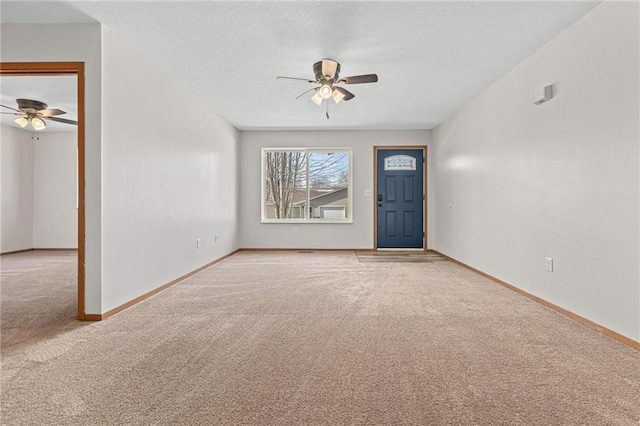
[326,101,330,120]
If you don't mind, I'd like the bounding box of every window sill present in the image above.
[261,219,353,224]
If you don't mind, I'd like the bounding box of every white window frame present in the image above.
[261,147,353,224]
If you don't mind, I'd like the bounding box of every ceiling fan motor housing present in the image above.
[16,98,48,112]
[313,60,340,82]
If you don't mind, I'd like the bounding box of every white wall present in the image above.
[240,130,432,249]
[433,2,639,341]
[33,131,78,249]
[0,125,33,253]
[2,25,240,315]
[1,128,78,252]
[1,24,103,313]
[101,29,240,312]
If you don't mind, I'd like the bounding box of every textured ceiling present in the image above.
[1,1,600,131]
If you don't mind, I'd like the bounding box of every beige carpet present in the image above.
[1,250,639,425]
[0,250,84,353]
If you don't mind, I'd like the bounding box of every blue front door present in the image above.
[376,149,424,249]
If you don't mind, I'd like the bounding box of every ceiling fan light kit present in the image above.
[277,58,378,116]
[332,88,346,104]
[311,90,323,105]
[31,117,46,130]
[14,116,29,128]
[1,98,78,131]
[320,84,332,98]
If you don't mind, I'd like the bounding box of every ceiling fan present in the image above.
[277,59,378,106]
[1,98,78,131]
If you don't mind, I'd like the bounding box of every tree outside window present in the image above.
[262,148,352,222]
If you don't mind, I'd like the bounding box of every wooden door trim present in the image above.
[373,146,428,252]
[0,62,87,320]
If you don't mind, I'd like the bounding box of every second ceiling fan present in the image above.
[1,98,77,131]
[277,59,378,105]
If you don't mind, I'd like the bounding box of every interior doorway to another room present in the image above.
[0,62,86,320]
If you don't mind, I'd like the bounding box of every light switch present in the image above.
[545,257,554,272]
[533,85,553,105]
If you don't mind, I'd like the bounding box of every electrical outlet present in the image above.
[545,257,554,272]
[214,234,219,243]
[196,239,201,249]
[459,235,463,244]
[293,227,299,235]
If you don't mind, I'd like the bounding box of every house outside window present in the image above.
[261,148,352,223]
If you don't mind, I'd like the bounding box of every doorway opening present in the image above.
[0,62,86,320]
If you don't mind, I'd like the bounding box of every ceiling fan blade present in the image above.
[39,108,66,117]
[295,88,317,99]
[45,116,78,125]
[1,112,21,115]
[334,86,355,101]
[1,103,21,112]
[338,74,378,84]
[321,59,339,80]
[277,76,315,83]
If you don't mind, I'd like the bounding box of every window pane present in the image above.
[308,152,349,220]
[264,151,307,219]
[262,149,350,222]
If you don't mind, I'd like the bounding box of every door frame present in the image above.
[373,145,428,251]
[0,62,87,320]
